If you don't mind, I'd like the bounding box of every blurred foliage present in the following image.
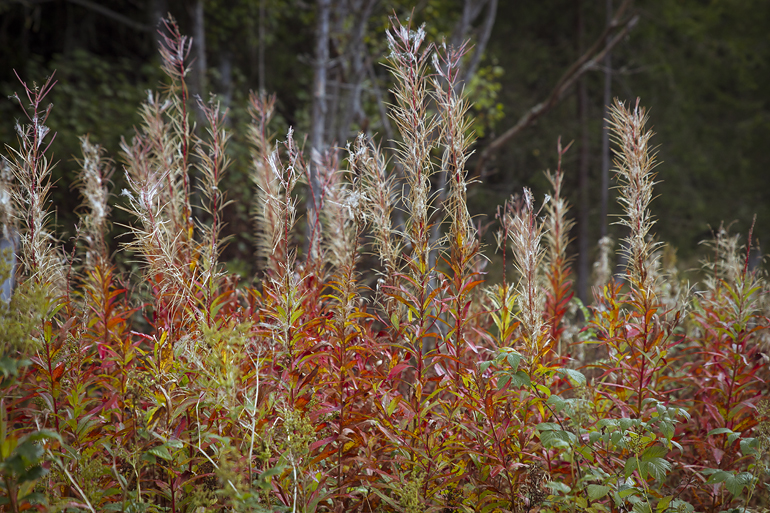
[0,0,768,270]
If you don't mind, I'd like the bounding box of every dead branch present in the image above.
[474,0,638,176]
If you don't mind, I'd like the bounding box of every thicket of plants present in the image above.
[0,16,768,513]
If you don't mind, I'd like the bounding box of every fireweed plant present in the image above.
[0,16,768,513]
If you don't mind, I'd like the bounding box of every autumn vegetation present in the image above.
[0,16,768,513]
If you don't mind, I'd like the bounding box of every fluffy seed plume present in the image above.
[508,189,547,355]
[76,136,112,269]
[609,98,660,299]
[6,73,65,293]
[385,17,438,273]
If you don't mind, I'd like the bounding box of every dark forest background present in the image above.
[1,0,768,302]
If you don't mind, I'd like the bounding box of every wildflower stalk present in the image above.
[609,98,659,305]
[384,20,440,434]
[508,188,547,359]
[194,98,231,327]
[6,72,64,292]
[386,18,438,283]
[76,136,112,270]
[433,40,479,382]
[157,16,194,248]
[247,92,280,274]
[324,143,368,500]
[358,135,400,316]
[120,20,199,334]
[543,139,575,356]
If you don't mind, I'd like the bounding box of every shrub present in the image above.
[0,16,767,513]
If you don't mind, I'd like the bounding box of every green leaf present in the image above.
[597,419,618,429]
[587,484,611,500]
[725,472,753,497]
[633,502,652,513]
[706,427,733,437]
[557,368,586,386]
[660,421,674,440]
[147,445,172,461]
[618,487,640,499]
[546,394,566,412]
[253,464,286,491]
[705,470,732,484]
[510,370,531,387]
[386,396,400,416]
[478,360,492,373]
[547,481,571,494]
[644,457,672,481]
[656,495,673,512]
[740,438,758,456]
[640,444,667,462]
[624,457,637,478]
[539,429,575,448]
[506,352,521,371]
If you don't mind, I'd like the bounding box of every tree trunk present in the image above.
[576,0,591,304]
[600,0,612,239]
[191,0,207,101]
[337,0,376,144]
[308,0,331,259]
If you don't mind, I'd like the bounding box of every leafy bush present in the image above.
[0,16,767,513]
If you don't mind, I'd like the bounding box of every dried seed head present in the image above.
[609,98,660,297]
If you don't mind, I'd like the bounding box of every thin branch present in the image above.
[66,0,151,32]
[475,1,638,176]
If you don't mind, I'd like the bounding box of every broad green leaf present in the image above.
[618,487,639,499]
[539,429,575,448]
[547,394,566,412]
[547,481,571,494]
[740,438,758,456]
[587,484,611,500]
[644,457,672,481]
[478,360,492,373]
[706,427,733,437]
[147,445,172,461]
[597,419,618,429]
[624,457,637,478]
[656,495,673,512]
[660,421,674,440]
[724,472,753,497]
[633,502,652,513]
[557,368,586,386]
[510,370,531,387]
[640,444,667,462]
[705,470,732,484]
[506,352,521,371]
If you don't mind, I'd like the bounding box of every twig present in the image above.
[475,1,638,176]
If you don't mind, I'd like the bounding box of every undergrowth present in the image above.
[0,16,767,513]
